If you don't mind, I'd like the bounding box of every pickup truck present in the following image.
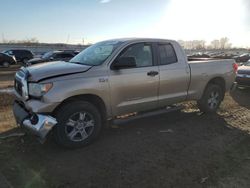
[13,38,237,148]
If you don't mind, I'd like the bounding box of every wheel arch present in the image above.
[52,94,108,122]
[203,77,226,99]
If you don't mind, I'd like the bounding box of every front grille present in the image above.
[14,68,29,100]
[15,79,23,96]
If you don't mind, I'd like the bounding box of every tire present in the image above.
[2,61,10,68]
[197,84,224,113]
[54,101,102,148]
[25,62,32,67]
[22,58,29,65]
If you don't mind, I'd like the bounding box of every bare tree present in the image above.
[176,38,232,50]
[1,37,39,44]
[178,40,206,50]
[220,37,231,49]
[210,40,220,49]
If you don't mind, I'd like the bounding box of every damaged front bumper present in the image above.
[13,101,57,142]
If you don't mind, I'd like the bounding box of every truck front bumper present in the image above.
[13,101,57,142]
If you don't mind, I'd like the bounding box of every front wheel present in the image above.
[54,101,102,148]
[22,58,29,65]
[197,84,224,113]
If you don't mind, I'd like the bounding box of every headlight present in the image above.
[29,83,53,97]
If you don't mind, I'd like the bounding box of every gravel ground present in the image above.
[0,89,250,188]
[0,65,20,89]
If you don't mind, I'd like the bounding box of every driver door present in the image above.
[108,43,159,116]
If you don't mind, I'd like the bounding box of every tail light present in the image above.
[233,63,238,73]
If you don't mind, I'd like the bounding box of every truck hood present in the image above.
[27,61,92,82]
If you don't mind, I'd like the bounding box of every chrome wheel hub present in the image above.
[208,91,219,109]
[65,112,95,142]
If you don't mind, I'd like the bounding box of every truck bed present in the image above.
[187,58,235,100]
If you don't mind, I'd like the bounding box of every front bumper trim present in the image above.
[23,115,57,141]
[13,101,57,142]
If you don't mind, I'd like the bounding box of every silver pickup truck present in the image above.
[13,38,237,148]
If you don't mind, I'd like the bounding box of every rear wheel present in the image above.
[2,61,10,68]
[22,58,29,65]
[54,101,102,148]
[197,84,224,113]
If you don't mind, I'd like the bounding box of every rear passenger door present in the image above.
[157,43,190,107]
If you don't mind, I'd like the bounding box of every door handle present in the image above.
[147,71,159,77]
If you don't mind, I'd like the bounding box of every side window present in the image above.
[159,44,177,65]
[15,51,21,56]
[54,53,63,58]
[23,51,29,56]
[120,43,153,68]
[7,51,13,55]
[61,53,74,58]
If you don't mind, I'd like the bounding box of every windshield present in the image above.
[69,40,123,66]
[2,50,11,55]
[42,51,53,59]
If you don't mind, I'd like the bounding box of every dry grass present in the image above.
[0,80,14,89]
[0,106,16,133]
[0,65,20,89]
[0,93,14,106]
[0,93,16,133]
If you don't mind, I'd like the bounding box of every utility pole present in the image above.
[66,34,70,44]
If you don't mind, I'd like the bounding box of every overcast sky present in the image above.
[0,0,249,47]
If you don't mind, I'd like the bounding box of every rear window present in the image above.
[158,44,178,65]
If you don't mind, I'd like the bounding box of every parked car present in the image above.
[235,60,250,87]
[62,50,80,55]
[188,53,210,58]
[26,50,77,66]
[13,38,237,148]
[234,53,250,63]
[0,52,16,67]
[2,49,34,64]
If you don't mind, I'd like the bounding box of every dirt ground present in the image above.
[0,65,20,89]
[0,88,249,188]
[0,66,250,187]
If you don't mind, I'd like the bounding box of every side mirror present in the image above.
[112,57,136,70]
